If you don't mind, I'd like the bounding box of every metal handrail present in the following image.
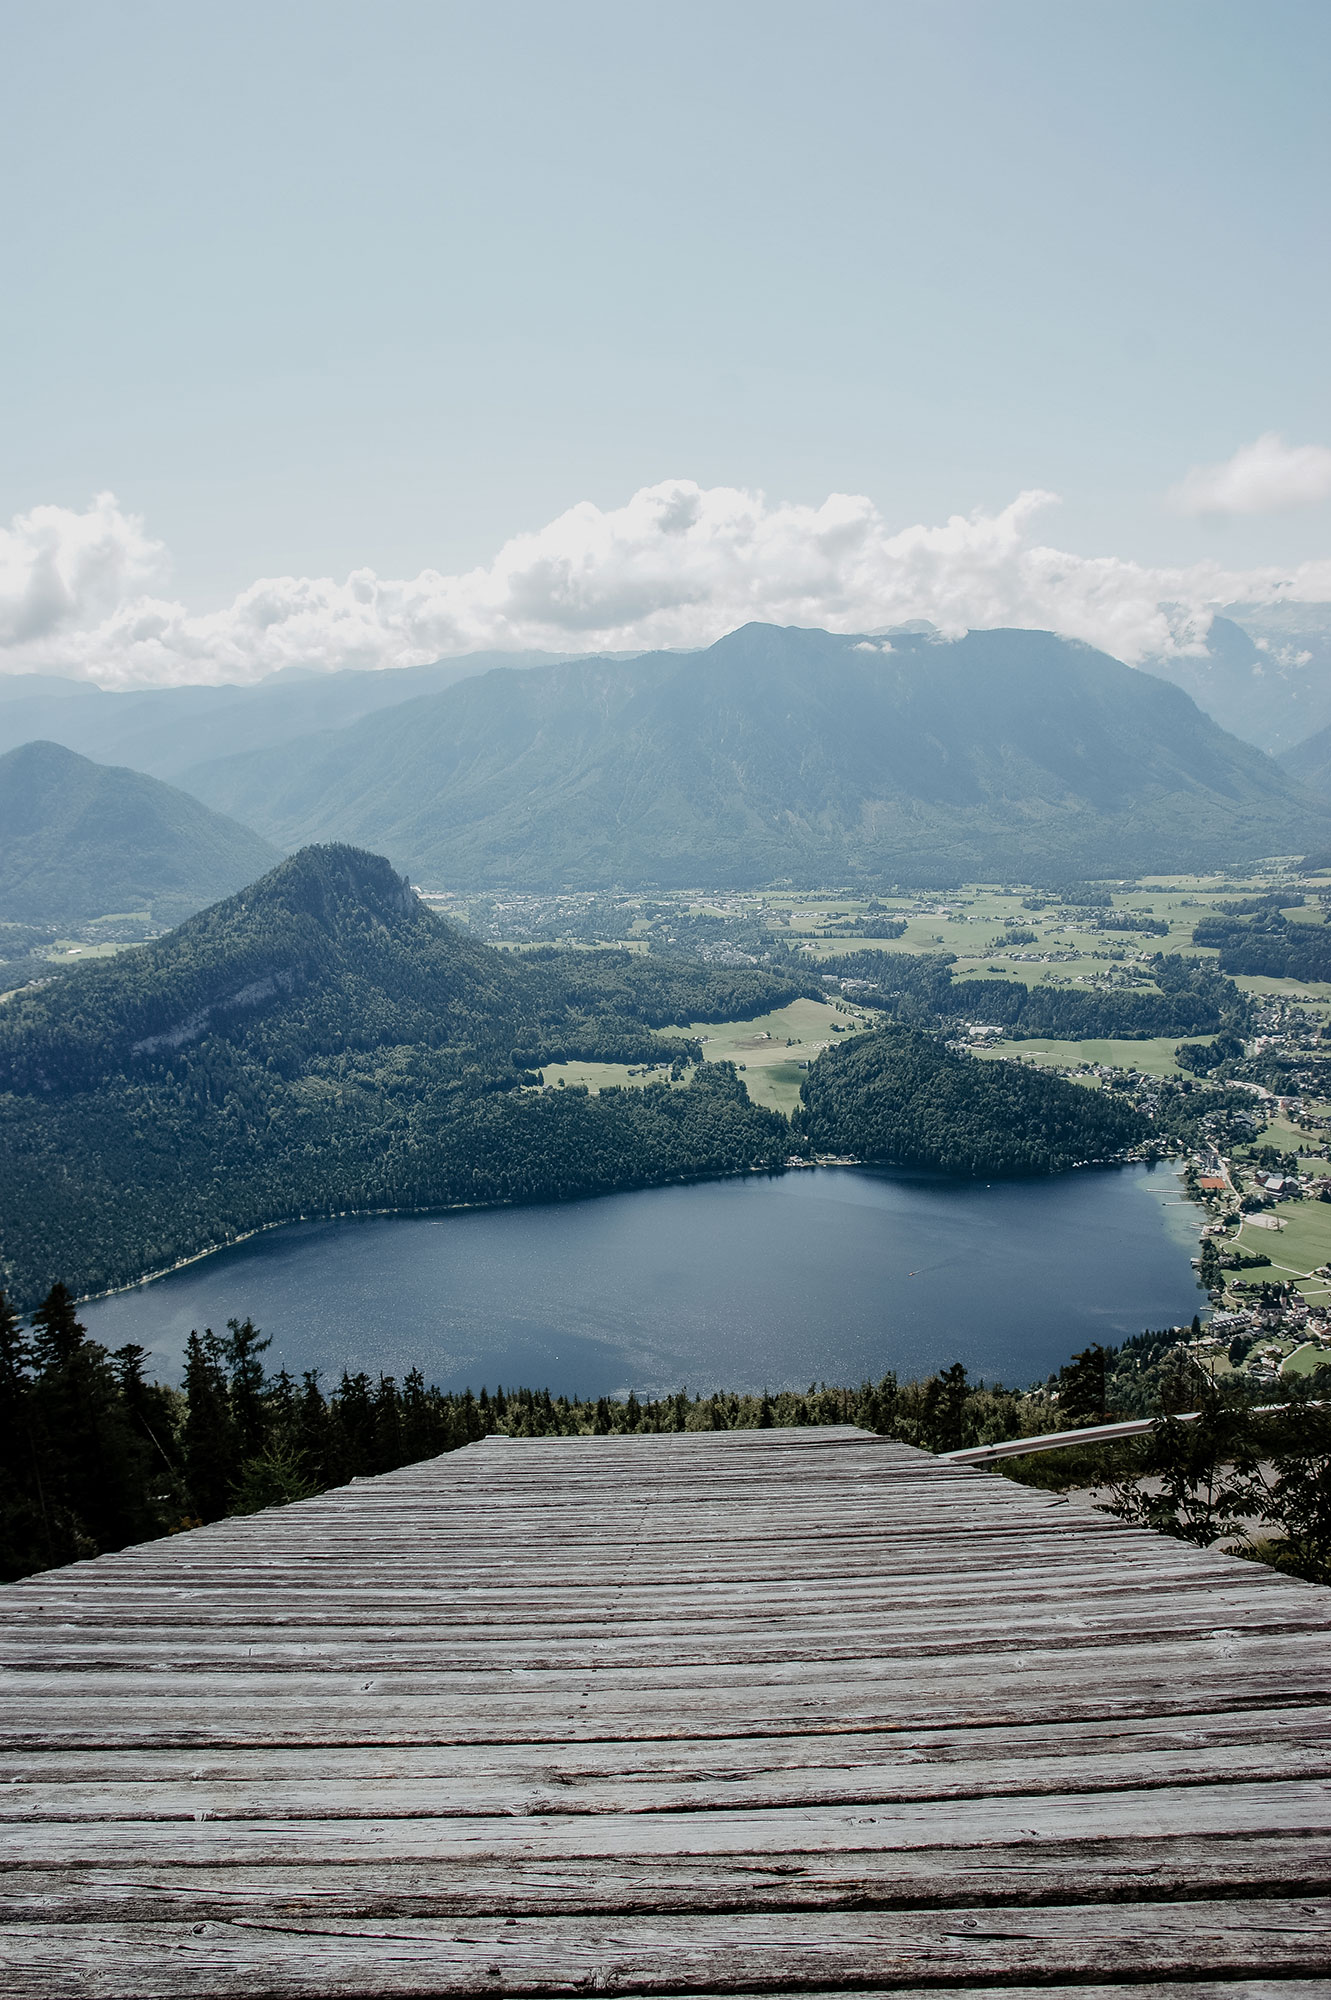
[941,1401,1322,1466]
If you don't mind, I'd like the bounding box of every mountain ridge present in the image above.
[0,739,281,927]
[0,649,589,783]
[1144,612,1331,755]
[181,622,1331,887]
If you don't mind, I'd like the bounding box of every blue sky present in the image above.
[1,0,1328,681]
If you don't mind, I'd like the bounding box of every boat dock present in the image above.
[1,1425,1328,1994]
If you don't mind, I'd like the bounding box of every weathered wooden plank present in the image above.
[9,1610,1324,1671]
[13,1735,1331,1823]
[0,1573,1305,1624]
[5,1704,1319,1816]
[5,1679,1328,1749]
[6,1834,1330,1921]
[5,1777,1329,1866]
[3,1899,1329,1997]
[4,1619,1323,1688]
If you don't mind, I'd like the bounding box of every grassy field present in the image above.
[685,995,870,1114]
[538,997,871,1117]
[971,1036,1183,1076]
[1245,1111,1324,1153]
[1232,972,1331,1003]
[1283,1340,1331,1376]
[1234,1200,1331,1292]
[534,1059,676,1095]
[46,940,128,963]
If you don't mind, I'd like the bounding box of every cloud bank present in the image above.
[2,481,1330,689]
[1171,432,1331,517]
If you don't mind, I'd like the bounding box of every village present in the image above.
[1168,1091,1331,1385]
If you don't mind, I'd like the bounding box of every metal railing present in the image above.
[941,1402,1320,1467]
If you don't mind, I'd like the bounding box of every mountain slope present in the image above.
[184,623,1331,887]
[0,741,281,926]
[0,846,798,1305]
[0,652,577,783]
[1144,613,1331,755]
[1279,720,1331,803]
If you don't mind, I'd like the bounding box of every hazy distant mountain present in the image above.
[1279,720,1331,803]
[0,651,581,783]
[0,741,280,926]
[1146,610,1331,754]
[182,623,1330,888]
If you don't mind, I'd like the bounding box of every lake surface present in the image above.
[77,1163,1204,1398]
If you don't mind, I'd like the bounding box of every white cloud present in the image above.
[1,480,1329,689]
[1170,432,1331,516]
[0,493,165,650]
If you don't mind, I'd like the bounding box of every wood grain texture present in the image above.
[1,1425,1328,1996]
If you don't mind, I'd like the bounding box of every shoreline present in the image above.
[72,1160,803,1309]
[71,1145,1158,1313]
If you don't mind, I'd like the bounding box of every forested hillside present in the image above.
[816,947,1249,1042]
[0,740,280,927]
[0,846,797,1307]
[795,1029,1147,1175]
[1192,902,1331,984]
[182,623,1328,886]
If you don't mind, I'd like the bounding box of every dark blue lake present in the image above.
[77,1163,1203,1398]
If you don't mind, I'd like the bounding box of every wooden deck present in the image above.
[1,1425,1329,1997]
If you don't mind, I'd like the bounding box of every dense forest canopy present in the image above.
[1192,902,1331,984]
[795,1028,1148,1175]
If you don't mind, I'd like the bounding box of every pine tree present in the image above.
[182,1330,235,1522]
[0,1291,43,1583]
[330,1371,375,1480]
[1058,1344,1110,1425]
[29,1282,86,1373]
[372,1375,403,1472]
[295,1370,330,1485]
[0,1291,29,1408]
[28,1283,159,1559]
[224,1318,271,1463]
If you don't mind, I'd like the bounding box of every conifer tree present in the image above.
[0,1291,42,1582]
[295,1370,330,1485]
[1058,1344,1109,1425]
[29,1282,86,1373]
[372,1375,403,1472]
[331,1370,375,1479]
[0,1290,30,1407]
[224,1318,271,1463]
[182,1329,235,1521]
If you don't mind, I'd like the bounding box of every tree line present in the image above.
[6,1280,1326,1588]
[815,948,1245,1043]
[1192,906,1331,985]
